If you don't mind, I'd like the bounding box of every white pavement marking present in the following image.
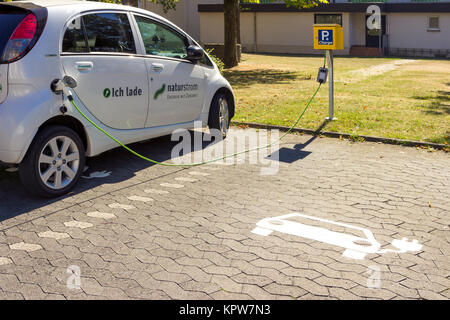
[188,171,210,177]
[251,227,273,236]
[175,177,197,183]
[9,242,42,252]
[82,171,112,179]
[87,211,116,219]
[108,203,135,210]
[144,189,169,195]
[0,257,12,266]
[38,231,70,240]
[128,195,154,203]
[160,183,184,189]
[252,213,422,260]
[64,221,93,229]
[5,167,18,173]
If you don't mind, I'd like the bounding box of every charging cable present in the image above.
[55,55,327,167]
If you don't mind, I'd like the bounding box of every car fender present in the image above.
[200,71,235,126]
[0,84,63,163]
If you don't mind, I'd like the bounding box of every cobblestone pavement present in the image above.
[0,128,448,300]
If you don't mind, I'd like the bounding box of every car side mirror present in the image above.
[187,45,204,61]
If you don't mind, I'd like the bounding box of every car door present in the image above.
[133,14,206,128]
[61,12,149,130]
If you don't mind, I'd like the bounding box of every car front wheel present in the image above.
[208,92,230,138]
[19,125,85,198]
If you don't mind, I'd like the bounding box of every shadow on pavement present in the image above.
[0,123,326,224]
[0,131,222,224]
[270,120,329,163]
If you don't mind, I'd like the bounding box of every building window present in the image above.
[428,17,440,31]
[314,14,342,26]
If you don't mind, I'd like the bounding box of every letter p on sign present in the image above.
[319,30,333,45]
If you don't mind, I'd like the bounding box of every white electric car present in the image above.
[0,0,234,197]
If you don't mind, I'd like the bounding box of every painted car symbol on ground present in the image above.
[252,213,422,260]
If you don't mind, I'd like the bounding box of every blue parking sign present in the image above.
[318,29,333,45]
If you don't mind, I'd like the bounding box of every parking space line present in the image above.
[175,177,197,183]
[87,211,116,219]
[128,195,154,202]
[108,203,136,210]
[0,257,12,266]
[144,189,169,195]
[188,171,210,176]
[9,242,42,252]
[0,168,186,233]
[64,221,93,229]
[160,183,184,189]
[37,231,70,240]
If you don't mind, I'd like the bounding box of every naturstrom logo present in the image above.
[103,88,111,98]
[154,84,166,100]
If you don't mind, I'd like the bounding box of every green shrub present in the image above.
[205,48,225,74]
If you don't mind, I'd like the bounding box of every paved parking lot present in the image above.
[0,128,449,300]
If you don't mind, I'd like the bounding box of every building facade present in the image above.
[136,1,450,58]
[129,0,206,40]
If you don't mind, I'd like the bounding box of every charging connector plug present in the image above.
[317,67,328,84]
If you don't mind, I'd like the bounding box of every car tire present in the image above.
[19,125,85,198]
[208,92,230,139]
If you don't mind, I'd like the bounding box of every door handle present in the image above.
[151,63,164,73]
[76,62,94,72]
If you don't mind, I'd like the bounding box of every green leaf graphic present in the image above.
[154,84,166,100]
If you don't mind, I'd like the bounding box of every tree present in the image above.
[223,0,240,69]
[96,0,179,13]
[223,0,328,68]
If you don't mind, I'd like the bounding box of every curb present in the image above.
[231,121,448,151]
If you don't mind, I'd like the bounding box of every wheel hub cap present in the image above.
[218,98,229,136]
[38,136,80,190]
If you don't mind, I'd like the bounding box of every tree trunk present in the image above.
[224,0,238,68]
[237,1,241,45]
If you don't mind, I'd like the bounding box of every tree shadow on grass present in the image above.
[223,69,303,88]
[412,90,450,115]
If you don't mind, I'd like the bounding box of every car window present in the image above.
[82,13,136,54]
[134,15,188,59]
[62,17,88,53]
[200,52,213,68]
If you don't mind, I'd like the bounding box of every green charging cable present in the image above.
[65,58,325,167]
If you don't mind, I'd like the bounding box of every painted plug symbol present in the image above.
[391,237,422,252]
[379,237,423,254]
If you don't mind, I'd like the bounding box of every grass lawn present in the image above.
[224,53,450,144]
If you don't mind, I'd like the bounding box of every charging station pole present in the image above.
[326,50,335,121]
[313,23,343,121]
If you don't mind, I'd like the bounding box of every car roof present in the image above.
[8,0,192,42]
[11,1,176,26]
[11,0,123,9]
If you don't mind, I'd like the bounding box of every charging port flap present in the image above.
[0,64,7,104]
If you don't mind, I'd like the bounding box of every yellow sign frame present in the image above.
[313,24,344,50]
